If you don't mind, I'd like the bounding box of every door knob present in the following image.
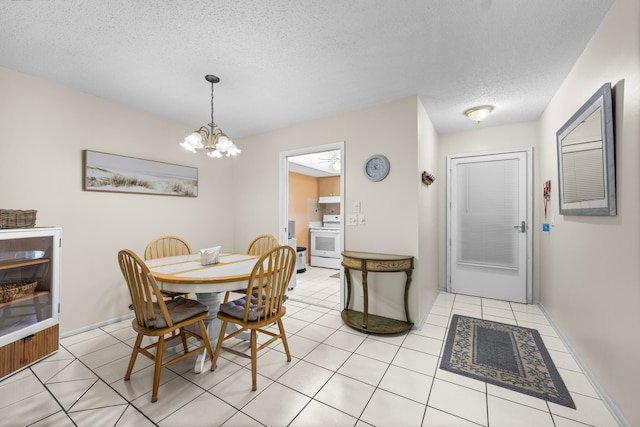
[513,221,526,233]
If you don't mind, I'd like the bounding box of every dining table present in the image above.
[144,252,260,373]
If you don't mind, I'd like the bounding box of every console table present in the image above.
[341,251,414,334]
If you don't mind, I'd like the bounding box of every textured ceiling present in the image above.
[0,1,614,137]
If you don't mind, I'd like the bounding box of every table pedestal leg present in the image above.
[194,291,250,373]
[194,292,221,373]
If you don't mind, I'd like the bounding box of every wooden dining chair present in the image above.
[223,234,280,303]
[117,249,214,403]
[212,245,296,391]
[144,235,192,299]
[246,234,280,256]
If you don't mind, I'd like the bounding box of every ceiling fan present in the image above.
[316,152,341,171]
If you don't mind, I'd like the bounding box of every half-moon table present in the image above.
[144,252,259,373]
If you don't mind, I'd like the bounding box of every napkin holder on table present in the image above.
[199,246,221,266]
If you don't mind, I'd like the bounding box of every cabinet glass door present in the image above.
[0,233,57,342]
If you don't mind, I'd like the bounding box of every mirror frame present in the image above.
[556,83,616,216]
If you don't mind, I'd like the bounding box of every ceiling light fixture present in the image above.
[180,74,240,158]
[464,105,494,123]
[331,158,341,171]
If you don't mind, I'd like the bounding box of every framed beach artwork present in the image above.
[83,150,198,197]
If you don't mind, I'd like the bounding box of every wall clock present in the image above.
[363,154,390,182]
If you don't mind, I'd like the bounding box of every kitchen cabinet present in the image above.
[0,227,61,379]
[318,176,340,197]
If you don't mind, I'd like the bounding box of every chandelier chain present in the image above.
[210,80,215,125]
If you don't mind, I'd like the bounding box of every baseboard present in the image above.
[60,313,134,340]
[537,302,630,427]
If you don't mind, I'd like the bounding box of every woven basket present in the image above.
[0,281,38,303]
[0,210,37,228]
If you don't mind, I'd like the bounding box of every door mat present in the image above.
[440,315,575,409]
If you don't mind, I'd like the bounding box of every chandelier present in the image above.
[180,75,241,158]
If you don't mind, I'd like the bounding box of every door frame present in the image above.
[446,147,533,303]
[278,141,345,305]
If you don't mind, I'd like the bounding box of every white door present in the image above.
[447,150,531,303]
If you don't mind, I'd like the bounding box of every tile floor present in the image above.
[0,266,620,426]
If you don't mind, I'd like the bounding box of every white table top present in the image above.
[145,252,259,294]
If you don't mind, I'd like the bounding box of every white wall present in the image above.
[538,0,640,424]
[232,97,440,323]
[0,67,237,333]
[417,100,440,319]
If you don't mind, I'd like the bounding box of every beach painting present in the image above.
[83,150,198,197]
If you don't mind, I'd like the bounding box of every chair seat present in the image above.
[145,297,208,328]
[219,294,264,321]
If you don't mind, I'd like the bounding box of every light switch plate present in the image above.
[357,214,366,225]
[354,201,361,213]
[347,214,357,226]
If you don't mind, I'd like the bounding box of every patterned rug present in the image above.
[440,315,575,408]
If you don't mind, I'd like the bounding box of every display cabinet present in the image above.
[0,227,61,379]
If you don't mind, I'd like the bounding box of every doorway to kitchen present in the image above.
[279,142,344,309]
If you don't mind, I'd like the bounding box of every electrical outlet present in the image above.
[358,214,366,225]
[347,214,357,226]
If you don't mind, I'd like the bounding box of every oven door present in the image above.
[310,229,340,258]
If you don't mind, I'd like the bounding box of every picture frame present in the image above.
[83,150,198,197]
[556,83,615,216]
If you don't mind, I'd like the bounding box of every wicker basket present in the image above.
[0,210,37,228]
[0,281,38,303]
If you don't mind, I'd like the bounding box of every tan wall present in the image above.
[288,171,318,259]
[538,0,640,424]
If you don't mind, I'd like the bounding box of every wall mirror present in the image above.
[557,83,616,216]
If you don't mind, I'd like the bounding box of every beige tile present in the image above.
[488,394,555,426]
[68,404,128,426]
[337,353,388,386]
[392,347,439,376]
[378,364,433,404]
[2,389,63,426]
[276,360,333,397]
[402,333,443,357]
[315,373,375,418]
[208,368,272,408]
[428,379,487,426]
[242,382,311,426]
[47,378,98,410]
[423,406,479,426]
[303,343,351,371]
[323,329,367,352]
[132,377,210,423]
[360,388,426,426]
[217,410,263,427]
[355,337,400,363]
[0,371,47,408]
[296,323,337,342]
[117,404,157,426]
[159,391,237,426]
[549,392,619,427]
[289,399,358,427]
[30,410,76,427]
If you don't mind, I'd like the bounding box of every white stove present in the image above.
[309,215,341,269]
